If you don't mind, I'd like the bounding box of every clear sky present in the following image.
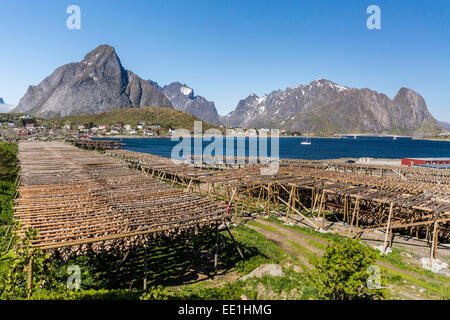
[1,0,449,119]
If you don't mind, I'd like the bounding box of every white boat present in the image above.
[301,135,311,145]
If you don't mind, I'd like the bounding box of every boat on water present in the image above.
[301,135,311,145]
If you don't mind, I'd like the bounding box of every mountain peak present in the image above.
[163,82,195,99]
[11,44,172,117]
[157,82,220,125]
[83,44,119,66]
[223,79,438,136]
[0,97,4,104]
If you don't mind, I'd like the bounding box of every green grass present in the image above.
[266,215,343,242]
[264,215,450,299]
[35,107,221,133]
[306,239,328,250]
[25,224,318,300]
[0,142,18,226]
[286,240,316,263]
[380,248,450,283]
[247,220,281,233]
[381,265,450,300]
[229,224,294,266]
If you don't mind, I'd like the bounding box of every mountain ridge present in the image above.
[10,44,443,136]
[0,97,14,113]
[221,79,441,136]
[149,81,221,125]
[11,45,173,117]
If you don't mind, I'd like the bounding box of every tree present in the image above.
[311,238,384,300]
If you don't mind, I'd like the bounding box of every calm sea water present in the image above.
[98,137,450,160]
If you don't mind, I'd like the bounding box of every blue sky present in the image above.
[1,0,449,119]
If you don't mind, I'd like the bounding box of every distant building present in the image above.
[144,130,153,136]
[98,125,109,131]
[402,158,450,168]
[124,124,132,131]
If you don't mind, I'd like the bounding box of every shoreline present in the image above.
[95,135,414,140]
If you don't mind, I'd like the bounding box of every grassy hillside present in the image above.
[0,142,18,225]
[34,107,222,133]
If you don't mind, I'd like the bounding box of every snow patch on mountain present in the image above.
[180,86,193,96]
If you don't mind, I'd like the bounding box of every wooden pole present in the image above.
[318,190,326,230]
[276,195,318,229]
[225,225,245,260]
[349,197,360,235]
[383,202,394,253]
[343,196,347,224]
[27,257,32,299]
[430,221,439,268]
[214,226,220,275]
[285,186,294,223]
[143,247,148,290]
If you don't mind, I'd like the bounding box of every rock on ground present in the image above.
[420,257,449,276]
[240,264,285,281]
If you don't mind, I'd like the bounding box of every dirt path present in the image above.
[253,218,439,278]
[245,223,314,269]
[243,217,446,300]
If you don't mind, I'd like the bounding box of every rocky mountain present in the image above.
[11,45,173,117]
[150,81,220,125]
[222,79,441,135]
[0,97,14,113]
[437,121,450,131]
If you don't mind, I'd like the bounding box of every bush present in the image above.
[311,238,385,300]
[0,225,50,299]
[0,142,18,225]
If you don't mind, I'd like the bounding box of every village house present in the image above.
[98,124,109,131]
[18,129,28,136]
[144,130,153,136]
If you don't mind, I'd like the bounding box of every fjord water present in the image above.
[101,137,450,160]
